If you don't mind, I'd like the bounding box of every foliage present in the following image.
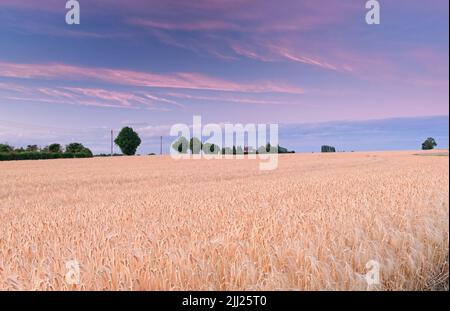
[321,145,336,153]
[0,142,93,161]
[0,152,92,161]
[202,143,221,154]
[171,136,189,154]
[26,145,39,152]
[189,137,202,154]
[114,127,142,155]
[48,143,63,153]
[0,144,14,153]
[422,137,437,150]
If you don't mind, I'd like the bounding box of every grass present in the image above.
[0,151,448,290]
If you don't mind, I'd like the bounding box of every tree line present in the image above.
[171,136,295,155]
[0,124,440,161]
[0,143,93,161]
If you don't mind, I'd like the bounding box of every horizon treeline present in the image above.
[0,142,93,161]
[171,136,295,155]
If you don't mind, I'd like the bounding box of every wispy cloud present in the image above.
[129,18,240,32]
[165,92,300,106]
[0,82,183,110]
[0,61,304,94]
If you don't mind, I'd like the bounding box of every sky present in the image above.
[0,0,448,154]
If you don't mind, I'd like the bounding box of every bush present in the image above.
[422,137,437,150]
[0,144,14,153]
[65,142,93,157]
[0,151,92,161]
[48,143,63,153]
[26,145,39,152]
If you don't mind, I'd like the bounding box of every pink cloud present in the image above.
[165,92,300,106]
[130,18,239,32]
[0,61,304,94]
[229,40,354,72]
[0,78,306,110]
[0,82,182,110]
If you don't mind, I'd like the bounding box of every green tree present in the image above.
[189,137,202,154]
[114,127,142,155]
[172,136,189,153]
[0,144,14,153]
[278,145,287,153]
[422,137,437,150]
[26,144,39,152]
[65,142,93,156]
[66,143,86,153]
[48,143,63,153]
[257,143,278,154]
[202,143,220,154]
[321,145,336,153]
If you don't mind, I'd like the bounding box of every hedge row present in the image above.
[0,152,93,161]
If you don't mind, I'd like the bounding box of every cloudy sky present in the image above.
[0,0,448,153]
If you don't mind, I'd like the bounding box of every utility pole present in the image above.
[160,136,163,155]
[111,130,113,156]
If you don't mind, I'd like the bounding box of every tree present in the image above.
[202,143,220,154]
[172,136,189,153]
[277,145,295,154]
[65,142,93,156]
[66,143,86,153]
[114,127,141,155]
[189,137,202,154]
[26,145,39,152]
[48,143,63,153]
[321,145,336,153]
[422,137,437,150]
[0,144,14,153]
[222,147,233,155]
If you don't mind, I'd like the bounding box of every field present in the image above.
[0,151,448,290]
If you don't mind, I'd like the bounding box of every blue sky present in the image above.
[0,0,448,153]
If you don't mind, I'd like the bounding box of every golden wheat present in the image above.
[0,150,448,290]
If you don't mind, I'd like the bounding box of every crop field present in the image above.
[0,151,448,290]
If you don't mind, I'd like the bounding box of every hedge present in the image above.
[0,152,93,161]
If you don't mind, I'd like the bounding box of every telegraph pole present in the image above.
[160,136,163,155]
[111,130,113,156]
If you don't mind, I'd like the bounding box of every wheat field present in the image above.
[0,151,448,290]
